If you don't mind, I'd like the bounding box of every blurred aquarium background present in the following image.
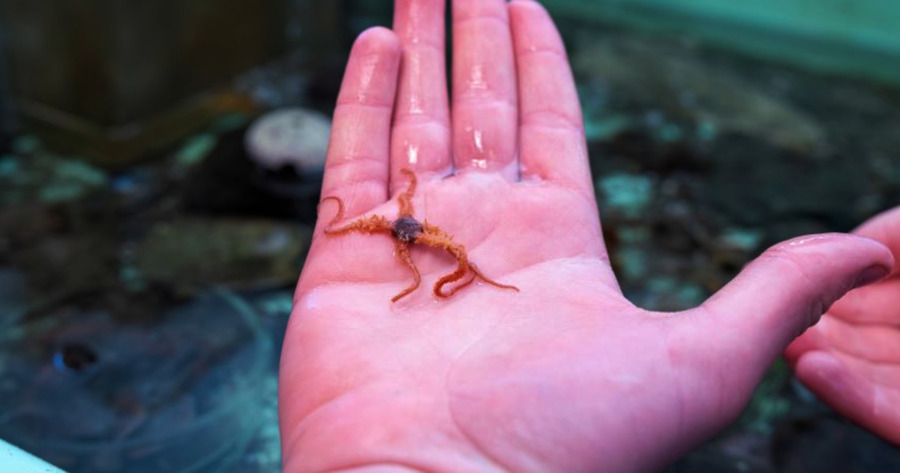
[0,0,899,471]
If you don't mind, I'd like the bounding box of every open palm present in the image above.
[279,1,894,471]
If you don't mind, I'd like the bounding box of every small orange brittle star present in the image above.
[320,168,520,302]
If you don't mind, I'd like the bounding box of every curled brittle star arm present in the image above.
[319,196,347,227]
[433,248,471,298]
[445,269,478,297]
[391,240,422,302]
[324,214,393,236]
[418,222,519,297]
[415,227,471,298]
[320,196,393,235]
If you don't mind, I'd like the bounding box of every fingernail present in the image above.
[853,265,890,289]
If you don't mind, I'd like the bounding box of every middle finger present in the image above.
[451,0,518,178]
[391,0,453,195]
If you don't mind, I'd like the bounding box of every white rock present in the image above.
[245,108,331,172]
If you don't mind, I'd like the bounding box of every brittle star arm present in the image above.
[396,168,418,218]
[320,196,393,236]
[391,240,422,303]
[416,223,518,298]
[469,263,519,293]
[415,223,471,298]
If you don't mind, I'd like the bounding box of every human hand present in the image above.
[279,1,894,471]
[785,205,900,446]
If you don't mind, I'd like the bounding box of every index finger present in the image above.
[321,28,401,220]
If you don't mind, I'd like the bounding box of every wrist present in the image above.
[280,384,506,473]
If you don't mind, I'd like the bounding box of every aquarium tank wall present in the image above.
[0,0,344,166]
[545,0,900,84]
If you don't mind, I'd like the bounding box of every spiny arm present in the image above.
[397,168,418,217]
[320,196,393,236]
[415,227,472,298]
[391,240,422,302]
[470,263,520,293]
[418,223,519,297]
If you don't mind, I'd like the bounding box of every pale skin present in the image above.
[785,205,900,447]
[279,0,899,471]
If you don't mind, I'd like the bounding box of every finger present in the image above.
[854,205,900,276]
[794,350,900,445]
[451,0,518,177]
[824,205,900,323]
[783,324,824,366]
[827,277,900,324]
[509,0,592,193]
[697,234,893,380]
[321,27,401,220]
[390,0,452,193]
[785,315,900,364]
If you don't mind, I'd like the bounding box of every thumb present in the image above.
[700,233,893,378]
